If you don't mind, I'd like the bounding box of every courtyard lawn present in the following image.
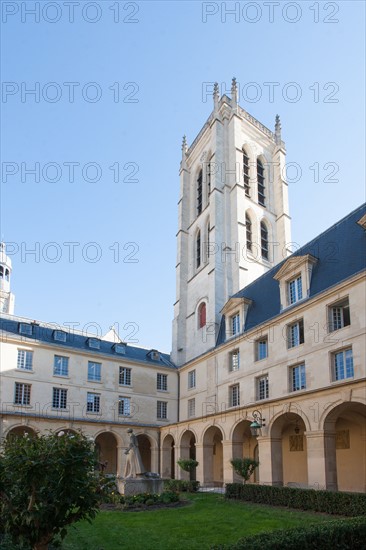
[62,493,335,550]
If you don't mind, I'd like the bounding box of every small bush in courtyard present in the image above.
[164,479,200,493]
[230,458,259,483]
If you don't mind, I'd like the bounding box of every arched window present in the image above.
[245,214,252,252]
[198,302,206,328]
[257,159,265,206]
[197,170,203,216]
[0,266,3,279]
[243,149,250,197]
[196,230,201,268]
[260,221,269,260]
[5,269,9,281]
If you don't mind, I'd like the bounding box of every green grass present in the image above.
[62,493,336,550]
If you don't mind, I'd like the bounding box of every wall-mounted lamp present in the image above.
[294,421,300,435]
[250,410,266,437]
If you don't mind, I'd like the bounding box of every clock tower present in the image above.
[171,79,292,366]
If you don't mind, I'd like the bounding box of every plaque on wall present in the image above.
[289,435,304,452]
[336,430,350,449]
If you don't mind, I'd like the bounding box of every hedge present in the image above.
[164,479,200,492]
[225,483,366,516]
[211,516,366,550]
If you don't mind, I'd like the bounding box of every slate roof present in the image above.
[217,203,366,345]
[0,317,176,369]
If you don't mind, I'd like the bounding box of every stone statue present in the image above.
[123,428,146,478]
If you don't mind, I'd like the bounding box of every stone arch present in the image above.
[231,419,257,483]
[95,432,118,475]
[202,425,224,486]
[178,429,197,480]
[322,401,366,492]
[162,434,175,479]
[6,425,37,439]
[269,412,308,487]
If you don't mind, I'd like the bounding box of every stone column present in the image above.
[257,435,283,486]
[222,439,234,484]
[176,444,190,480]
[194,443,205,484]
[305,430,337,491]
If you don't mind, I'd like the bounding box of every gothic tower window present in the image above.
[196,230,201,268]
[198,302,206,328]
[257,158,265,206]
[246,213,252,252]
[243,149,250,196]
[197,170,203,216]
[261,221,269,260]
[207,162,211,198]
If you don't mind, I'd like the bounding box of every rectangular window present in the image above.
[255,337,268,361]
[54,355,69,377]
[257,375,269,400]
[118,396,131,416]
[188,369,196,389]
[157,401,167,419]
[52,388,67,409]
[87,392,100,413]
[19,323,33,336]
[229,350,240,372]
[88,361,101,382]
[88,338,100,349]
[17,350,33,371]
[333,348,354,381]
[14,382,31,405]
[229,384,240,407]
[329,298,350,332]
[188,398,195,418]
[231,313,240,336]
[119,366,131,386]
[290,364,306,392]
[287,319,304,348]
[157,373,168,391]
[288,275,303,305]
[53,330,66,342]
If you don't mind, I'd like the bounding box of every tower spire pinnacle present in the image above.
[275,114,282,145]
[213,82,219,112]
[231,77,238,110]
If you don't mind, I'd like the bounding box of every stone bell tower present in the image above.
[172,79,292,366]
[0,242,15,314]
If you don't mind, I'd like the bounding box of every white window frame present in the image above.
[229,384,240,407]
[118,396,131,416]
[188,398,195,418]
[157,373,168,391]
[157,400,167,420]
[14,382,31,405]
[17,349,33,371]
[287,319,304,349]
[52,387,67,409]
[88,361,101,382]
[332,348,354,381]
[19,323,33,336]
[54,355,69,377]
[53,330,67,342]
[257,375,269,400]
[188,369,196,389]
[229,350,240,372]
[288,275,303,305]
[231,313,240,336]
[87,392,100,413]
[328,298,350,332]
[119,366,132,386]
[290,363,306,392]
[255,338,268,361]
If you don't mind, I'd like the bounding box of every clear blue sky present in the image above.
[1,0,365,352]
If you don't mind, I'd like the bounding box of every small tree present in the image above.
[0,430,105,550]
[230,457,259,484]
[177,458,199,473]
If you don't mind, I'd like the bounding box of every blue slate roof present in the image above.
[0,317,176,369]
[217,204,366,345]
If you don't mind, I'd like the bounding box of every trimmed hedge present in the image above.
[164,479,200,493]
[211,516,366,550]
[225,483,366,516]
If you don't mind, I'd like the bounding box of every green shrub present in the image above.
[121,491,179,509]
[230,458,259,483]
[211,516,366,549]
[225,483,366,516]
[177,458,199,472]
[164,479,200,493]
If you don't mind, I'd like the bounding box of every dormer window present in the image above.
[222,296,252,341]
[114,343,126,355]
[19,323,33,336]
[53,330,67,343]
[288,275,303,305]
[231,313,240,336]
[88,338,100,350]
[148,350,160,361]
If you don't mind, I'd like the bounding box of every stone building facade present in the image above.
[1,84,365,492]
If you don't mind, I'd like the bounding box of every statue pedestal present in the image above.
[117,476,165,496]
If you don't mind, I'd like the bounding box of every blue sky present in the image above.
[1,0,365,352]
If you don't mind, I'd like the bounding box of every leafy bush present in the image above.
[230,458,259,483]
[211,516,366,549]
[225,483,366,516]
[0,431,105,550]
[177,458,199,472]
[164,479,200,493]
[120,491,179,509]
